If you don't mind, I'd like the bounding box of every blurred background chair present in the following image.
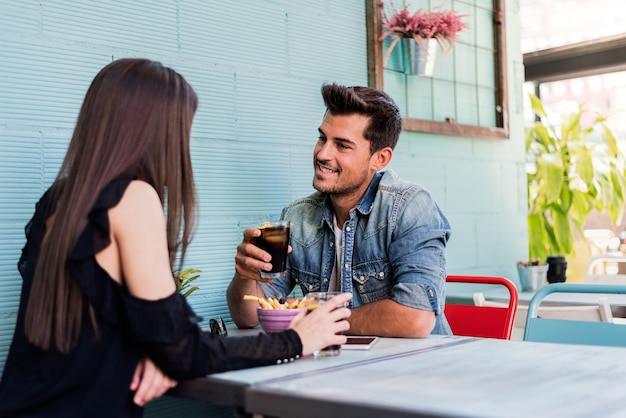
[445,275,518,340]
[585,253,626,284]
[473,292,613,332]
[583,229,626,284]
[524,283,626,347]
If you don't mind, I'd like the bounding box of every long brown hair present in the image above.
[24,59,198,353]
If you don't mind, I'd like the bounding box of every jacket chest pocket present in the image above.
[292,267,322,294]
[352,261,391,303]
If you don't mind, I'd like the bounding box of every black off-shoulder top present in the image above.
[0,176,302,418]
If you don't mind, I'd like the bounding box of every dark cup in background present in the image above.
[546,256,567,283]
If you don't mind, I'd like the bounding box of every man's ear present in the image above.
[371,147,393,171]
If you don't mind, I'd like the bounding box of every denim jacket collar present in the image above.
[320,171,383,227]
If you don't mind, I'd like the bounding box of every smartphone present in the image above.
[341,336,379,350]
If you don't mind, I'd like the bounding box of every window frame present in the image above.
[365,0,509,140]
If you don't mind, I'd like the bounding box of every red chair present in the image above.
[444,275,518,340]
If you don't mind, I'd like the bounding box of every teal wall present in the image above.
[0,0,526,409]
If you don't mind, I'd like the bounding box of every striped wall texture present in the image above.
[0,0,526,414]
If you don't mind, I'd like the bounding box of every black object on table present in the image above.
[547,256,567,283]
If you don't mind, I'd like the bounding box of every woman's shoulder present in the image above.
[118,179,159,205]
[98,178,161,217]
[108,179,164,232]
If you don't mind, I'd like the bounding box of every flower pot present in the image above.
[517,264,548,291]
[401,38,437,76]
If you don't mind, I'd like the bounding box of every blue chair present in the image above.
[524,283,626,347]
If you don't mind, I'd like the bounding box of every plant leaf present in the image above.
[536,152,563,205]
[173,268,202,298]
[182,286,200,299]
[551,206,573,255]
[528,213,547,260]
[569,142,594,186]
[529,94,547,119]
[569,190,589,226]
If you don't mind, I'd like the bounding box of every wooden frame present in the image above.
[366,0,509,140]
[524,33,626,83]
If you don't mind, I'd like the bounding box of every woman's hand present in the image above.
[130,357,178,406]
[289,293,352,356]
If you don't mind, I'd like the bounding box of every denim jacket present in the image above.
[260,170,452,335]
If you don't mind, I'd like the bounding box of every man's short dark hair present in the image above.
[321,83,402,152]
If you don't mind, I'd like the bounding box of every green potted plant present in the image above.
[174,268,201,298]
[523,94,626,283]
[380,3,467,76]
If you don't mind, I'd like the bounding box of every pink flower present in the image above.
[380,2,468,66]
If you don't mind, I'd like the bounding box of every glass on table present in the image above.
[253,221,290,280]
[305,291,348,356]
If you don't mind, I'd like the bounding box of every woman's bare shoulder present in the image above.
[109,180,164,233]
[122,180,160,205]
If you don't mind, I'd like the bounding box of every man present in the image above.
[227,83,451,337]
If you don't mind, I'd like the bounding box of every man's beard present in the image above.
[312,168,370,196]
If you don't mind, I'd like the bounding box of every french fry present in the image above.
[258,298,273,309]
[285,299,299,309]
[243,294,271,309]
[243,294,307,309]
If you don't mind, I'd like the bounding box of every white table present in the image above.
[172,335,626,417]
[245,338,626,418]
[171,334,467,408]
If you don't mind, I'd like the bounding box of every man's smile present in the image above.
[316,162,339,175]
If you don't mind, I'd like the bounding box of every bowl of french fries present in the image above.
[244,295,307,333]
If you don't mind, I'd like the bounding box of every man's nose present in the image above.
[316,140,333,161]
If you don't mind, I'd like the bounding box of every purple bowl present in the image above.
[257,307,306,333]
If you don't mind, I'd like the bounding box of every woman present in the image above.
[0,59,351,417]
